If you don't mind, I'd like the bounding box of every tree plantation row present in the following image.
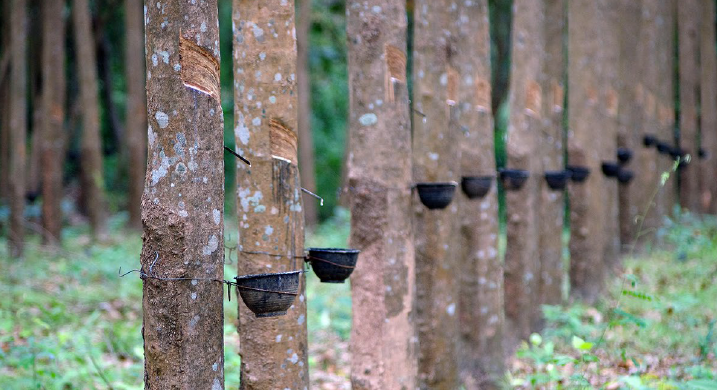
[1,0,716,389]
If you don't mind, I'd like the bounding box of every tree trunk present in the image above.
[40,0,66,245]
[0,0,9,204]
[297,0,318,227]
[617,0,642,248]
[233,2,310,389]
[97,16,124,156]
[600,0,620,271]
[8,0,28,258]
[700,0,717,213]
[141,2,225,388]
[125,0,145,230]
[72,0,106,237]
[454,1,504,388]
[677,0,701,212]
[567,0,608,303]
[346,1,417,389]
[537,0,565,316]
[504,0,544,345]
[413,1,461,388]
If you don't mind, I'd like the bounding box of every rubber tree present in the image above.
[297,0,318,227]
[0,0,9,205]
[616,0,643,247]
[233,1,310,388]
[677,0,701,212]
[537,0,565,314]
[8,0,27,257]
[413,0,461,388]
[701,0,717,213]
[125,0,146,230]
[346,1,417,388]
[453,0,504,388]
[567,0,608,303]
[504,0,544,344]
[73,0,106,237]
[141,1,225,387]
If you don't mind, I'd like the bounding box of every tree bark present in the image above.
[567,0,608,303]
[0,0,9,204]
[537,0,565,315]
[700,0,717,213]
[346,1,417,389]
[297,0,318,227]
[504,0,544,345]
[454,1,504,388]
[412,1,461,388]
[72,0,106,237]
[125,0,145,230]
[141,1,225,388]
[616,0,642,248]
[40,0,66,245]
[8,0,28,258]
[233,2,310,389]
[677,0,701,212]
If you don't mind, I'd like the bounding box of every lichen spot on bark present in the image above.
[179,35,220,99]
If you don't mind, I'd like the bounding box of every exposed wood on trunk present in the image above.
[72,0,106,237]
[125,0,145,230]
[677,0,701,212]
[616,0,642,248]
[537,0,566,316]
[40,0,66,245]
[700,0,717,213]
[454,1,504,388]
[413,1,461,388]
[504,0,544,345]
[567,0,608,303]
[8,0,28,257]
[141,1,225,388]
[346,1,417,388]
[233,2,310,389]
[297,0,317,227]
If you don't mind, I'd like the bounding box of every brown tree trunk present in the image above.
[141,1,225,388]
[504,0,544,345]
[454,1,504,388]
[655,0,677,220]
[72,0,106,237]
[700,0,717,213]
[0,0,9,204]
[413,1,461,388]
[600,0,620,271]
[677,0,701,212]
[40,0,66,245]
[617,0,642,248]
[125,0,145,230]
[567,0,608,303]
[233,2,310,389]
[297,0,318,227]
[346,1,417,388]
[537,0,565,316]
[8,0,28,258]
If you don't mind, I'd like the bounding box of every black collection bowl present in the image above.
[617,148,633,164]
[643,134,658,147]
[617,168,634,184]
[566,165,590,183]
[235,271,301,318]
[699,148,707,159]
[499,169,530,191]
[307,247,360,283]
[669,147,685,160]
[601,162,620,177]
[544,170,571,191]
[460,176,493,199]
[415,182,458,210]
[656,141,672,155]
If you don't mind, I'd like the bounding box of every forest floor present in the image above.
[0,208,716,389]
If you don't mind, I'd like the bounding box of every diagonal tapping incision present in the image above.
[179,35,220,99]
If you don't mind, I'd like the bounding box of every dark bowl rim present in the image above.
[544,170,571,177]
[234,270,302,281]
[307,247,361,254]
[415,181,459,189]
